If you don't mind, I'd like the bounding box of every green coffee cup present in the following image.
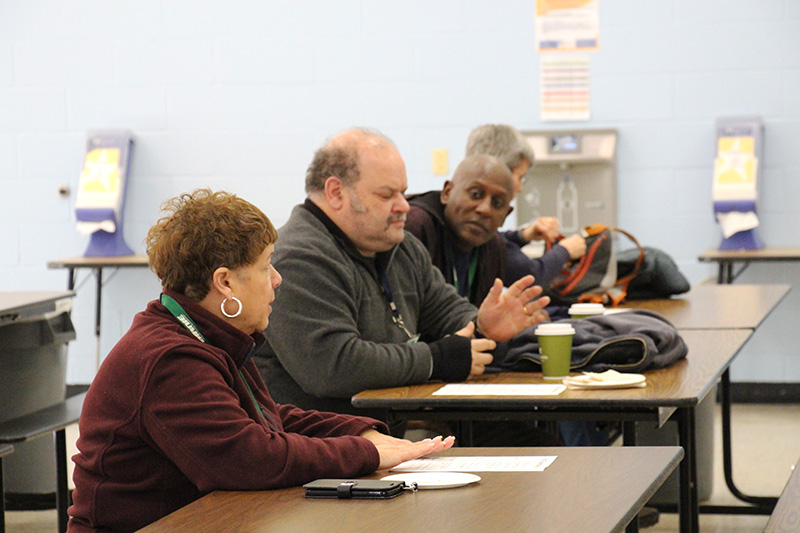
[536,323,575,380]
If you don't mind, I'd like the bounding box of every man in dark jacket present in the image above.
[406,154,579,309]
[466,124,586,287]
[406,156,608,446]
[406,154,514,306]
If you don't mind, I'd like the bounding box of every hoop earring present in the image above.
[221,297,242,319]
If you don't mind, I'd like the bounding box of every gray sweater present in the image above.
[254,201,477,420]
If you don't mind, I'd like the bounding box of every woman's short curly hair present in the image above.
[146,189,277,302]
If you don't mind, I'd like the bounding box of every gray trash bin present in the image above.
[637,389,715,504]
[0,308,75,508]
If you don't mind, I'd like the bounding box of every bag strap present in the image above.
[577,226,645,306]
[553,230,609,295]
[609,227,645,288]
[545,223,607,253]
[548,224,610,297]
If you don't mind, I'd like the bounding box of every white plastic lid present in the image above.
[568,303,605,314]
[535,323,575,335]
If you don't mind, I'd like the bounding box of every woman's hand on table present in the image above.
[359,429,455,470]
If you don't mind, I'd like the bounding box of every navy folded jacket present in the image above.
[497,309,687,373]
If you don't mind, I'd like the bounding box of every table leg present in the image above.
[719,371,778,510]
[621,422,643,533]
[714,267,780,513]
[622,421,637,446]
[677,407,698,533]
[719,260,752,284]
[1,456,5,533]
[55,429,69,533]
[457,421,474,446]
[66,267,76,291]
[94,267,103,370]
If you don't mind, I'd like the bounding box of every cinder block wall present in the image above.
[1,1,797,384]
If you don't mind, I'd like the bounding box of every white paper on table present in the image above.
[432,383,566,396]
[392,456,557,472]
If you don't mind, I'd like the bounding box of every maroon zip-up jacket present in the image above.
[68,289,385,532]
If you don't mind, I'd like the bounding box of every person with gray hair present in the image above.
[466,124,535,190]
[467,126,605,446]
[254,128,550,436]
[466,123,586,291]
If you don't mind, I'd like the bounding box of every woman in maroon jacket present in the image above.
[68,189,454,532]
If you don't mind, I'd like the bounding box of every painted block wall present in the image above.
[0,0,798,384]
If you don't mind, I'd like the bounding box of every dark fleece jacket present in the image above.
[406,190,506,305]
[497,309,687,373]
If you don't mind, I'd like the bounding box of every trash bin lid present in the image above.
[0,291,75,326]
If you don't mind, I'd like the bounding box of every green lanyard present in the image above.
[159,294,270,426]
[160,294,208,343]
[445,247,479,298]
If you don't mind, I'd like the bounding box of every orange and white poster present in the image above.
[536,0,600,53]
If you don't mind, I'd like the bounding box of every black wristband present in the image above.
[429,335,472,382]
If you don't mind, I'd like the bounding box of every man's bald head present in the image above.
[450,154,514,195]
[441,154,515,250]
[305,128,397,193]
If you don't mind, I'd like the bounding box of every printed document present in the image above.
[432,383,566,396]
[392,456,557,472]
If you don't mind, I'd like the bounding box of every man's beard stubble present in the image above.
[349,188,406,229]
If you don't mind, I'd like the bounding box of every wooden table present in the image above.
[140,446,684,533]
[621,283,789,330]
[764,458,800,532]
[354,329,751,533]
[47,255,150,369]
[625,285,788,516]
[698,247,800,284]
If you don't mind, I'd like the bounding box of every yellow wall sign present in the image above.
[79,148,121,195]
[714,136,756,185]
